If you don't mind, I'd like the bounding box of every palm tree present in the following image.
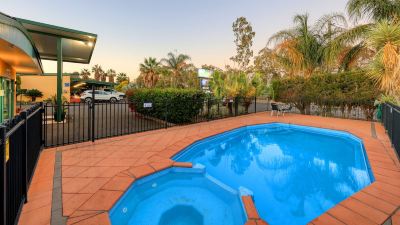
[223,73,241,115]
[107,69,116,83]
[116,73,129,84]
[347,0,400,23]
[210,71,265,115]
[268,14,347,76]
[139,57,161,88]
[367,20,400,96]
[92,65,103,81]
[161,52,192,87]
[100,71,107,82]
[80,69,91,80]
[209,71,226,100]
[328,0,400,71]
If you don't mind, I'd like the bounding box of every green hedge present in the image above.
[272,71,381,120]
[128,88,205,124]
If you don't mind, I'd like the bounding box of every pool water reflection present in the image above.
[174,123,374,225]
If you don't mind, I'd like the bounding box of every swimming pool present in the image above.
[174,123,374,225]
[109,166,247,225]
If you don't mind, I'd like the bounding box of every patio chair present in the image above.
[281,104,293,116]
[270,103,282,116]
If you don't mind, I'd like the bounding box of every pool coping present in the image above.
[18,113,400,225]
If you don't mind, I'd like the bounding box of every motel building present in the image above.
[0,12,96,122]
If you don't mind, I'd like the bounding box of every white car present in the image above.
[80,90,121,103]
[104,88,125,98]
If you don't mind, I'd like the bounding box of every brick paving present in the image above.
[18,113,400,225]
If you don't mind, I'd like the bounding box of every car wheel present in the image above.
[110,97,117,103]
[85,97,92,104]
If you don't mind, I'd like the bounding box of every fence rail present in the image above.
[43,97,377,147]
[1,103,43,225]
[382,103,400,158]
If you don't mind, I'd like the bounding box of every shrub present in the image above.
[25,89,43,102]
[127,88,205,124]
[272,71,381,120]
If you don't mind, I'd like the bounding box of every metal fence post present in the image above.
[0,125,7,225]
[391,107,394,139]
[234,97,239,116]
[207,99,210,121]
[40,102,44,148]
[254,97,257,113]
[165,101,168,129]
[91,86,95,142]
[22,111,28,203]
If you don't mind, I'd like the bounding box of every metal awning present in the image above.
[0,12,43,74]
[16,18,97,64]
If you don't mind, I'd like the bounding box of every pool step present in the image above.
[242,196,269,225]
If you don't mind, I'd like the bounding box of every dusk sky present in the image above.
[2,0,349,79]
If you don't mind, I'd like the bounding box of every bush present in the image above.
[25,89,43,102]
[272,71,381,120]
[127,88,205,124]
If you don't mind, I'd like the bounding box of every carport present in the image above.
[16,18,97,120]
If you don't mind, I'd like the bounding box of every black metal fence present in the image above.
[43,102,167,147]
[0,103,43,225]
[43,96,379,147]
[382,103,400,158]
[43,97,269,147]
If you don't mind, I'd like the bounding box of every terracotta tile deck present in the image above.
[18,113,400,225]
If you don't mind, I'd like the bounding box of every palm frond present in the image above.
[347,0,400,22]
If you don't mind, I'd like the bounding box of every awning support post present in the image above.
[56,38,63,122]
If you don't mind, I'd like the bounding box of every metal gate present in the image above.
[43,101,167,147]
[0,104,43,225]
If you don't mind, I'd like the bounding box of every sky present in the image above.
[2,0,349,79]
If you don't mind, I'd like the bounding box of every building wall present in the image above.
[20,75,71,102]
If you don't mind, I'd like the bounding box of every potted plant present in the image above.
[25,89,43,102]
[47,95,68,121]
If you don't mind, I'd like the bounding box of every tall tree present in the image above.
[328,0,400,71]
[201,64,223,72]
[231,17,256,70]
[161,52,192,87]
[116,73,129,84]
[254,47,284,82]
[92,64,103,81]
[80,69,91,80]
[347,0,400,23]
[139,57,161,88]
[268,13,347,76]
[107,69,116,83]
[100,70,107,82]
[367,20,400,96]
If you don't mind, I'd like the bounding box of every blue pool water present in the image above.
[174,123,374,225]
[109,167,246,225]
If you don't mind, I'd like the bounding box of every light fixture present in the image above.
[73,82,86,88]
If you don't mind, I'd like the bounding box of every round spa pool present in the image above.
[174,123,374,225]
[109,167,247,225]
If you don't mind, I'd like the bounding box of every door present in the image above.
[0,78,12,122]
